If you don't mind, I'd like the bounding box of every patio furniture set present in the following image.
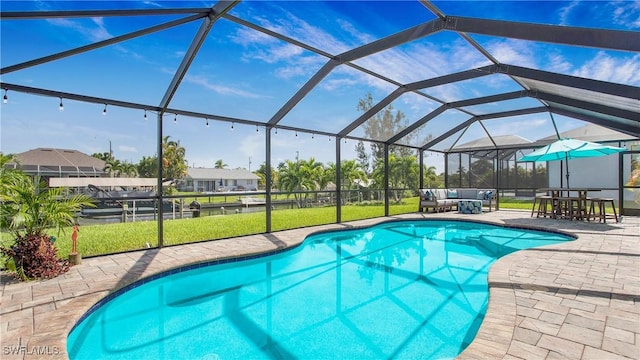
[418,188,496,214]
[531,188,619,223]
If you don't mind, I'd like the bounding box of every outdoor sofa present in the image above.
[418,188,497,213]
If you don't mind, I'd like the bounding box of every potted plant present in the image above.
[0,157,95,280]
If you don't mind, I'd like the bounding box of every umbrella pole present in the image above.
[565,154,570,188]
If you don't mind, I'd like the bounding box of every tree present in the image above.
[357,93,416,162]
[91,152,113,162]
[120,162,138,177]
[254,163,278,190]
[214,159,228,169]
[0,153,21,199]
[371,154,419,202]
[340,159,367,191]
[0,165,95,280]
[161,136,188,181]
[356,93,422,197]
[469,159,493,188]
[355,141,370,175]
[137,156,158,178]
[104,158,123,177]
[277,159,317,207]
[423,165,440,188]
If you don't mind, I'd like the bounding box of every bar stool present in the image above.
[587,198,619,223]
[531,196,552,218]
[567,197,585,221]
[556,197,573,219]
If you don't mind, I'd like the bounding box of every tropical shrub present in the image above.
[3,233,69,280]
[0,162,95,280]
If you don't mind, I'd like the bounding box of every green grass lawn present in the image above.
[1,196,543,266]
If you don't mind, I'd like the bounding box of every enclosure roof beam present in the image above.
[475,106,548,121]
[386,90,529,145]
[159,1,238,111]
[268,59,340,126]
[503,65,640,99]
[338,87,408,137]
[406,64,498,91]
[387,105,448,144]
[446,16,640,52]
[421,117,477,150]
[550,108,640,138]
[535,92,640,122]
[1,13,207,75]
[337,18,445,62]
[420,106,548,151]
[449,90,529,108]
[0,8,211,19]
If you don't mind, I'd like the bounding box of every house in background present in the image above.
[179,167,259,192]
[6,148,106,181]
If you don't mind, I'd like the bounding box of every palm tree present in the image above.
[104,158,123,177]
[0,171,95,280]
[340,159,368,203]
[0,153,21,199]
[423,165,439,188]
[214,159,228,169]
[120,162,138,177]
[161,136,188,193]
[277,159,316,207]
[254,163,277,190]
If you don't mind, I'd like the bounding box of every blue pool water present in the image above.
[67,220,573,359]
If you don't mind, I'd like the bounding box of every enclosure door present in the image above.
[621,151,640,216]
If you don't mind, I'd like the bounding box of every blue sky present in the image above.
[1,1,638,173]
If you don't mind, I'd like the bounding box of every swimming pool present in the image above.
[67,220,574,359]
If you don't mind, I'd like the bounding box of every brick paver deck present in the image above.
[1,210,638,359]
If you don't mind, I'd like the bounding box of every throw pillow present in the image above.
[421,189,432,201]
[447,189,458,199]
[477,191,485,200]
[484,191,493,200]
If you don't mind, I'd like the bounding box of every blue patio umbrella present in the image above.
[518,138,625,187]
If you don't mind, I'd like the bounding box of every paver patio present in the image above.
[1,210,638,359]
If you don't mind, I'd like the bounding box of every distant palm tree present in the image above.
[120,162,138,177]
[161,136,187,181]
[277,159,316,207]
[104,158,122,177]
[214,159,228,169]
[340,159,367,191]
[423,165,438,188]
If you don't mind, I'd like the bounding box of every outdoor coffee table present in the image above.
[458,199,482,214]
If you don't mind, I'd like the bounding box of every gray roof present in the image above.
[12,148,105,169]
[537,123,637,143]
[451,135,534,152]
[187,167,259,180]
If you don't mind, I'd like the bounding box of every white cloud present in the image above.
[485,39,536,68]
[184,74,268,99]
[572,52,640,85]
[610,0,640,28]
[118,145,137,153]
[47,17,112,42]
[557,0,581,26]
[546,53,573,74]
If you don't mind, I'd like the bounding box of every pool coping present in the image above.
[1,210,638,359]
